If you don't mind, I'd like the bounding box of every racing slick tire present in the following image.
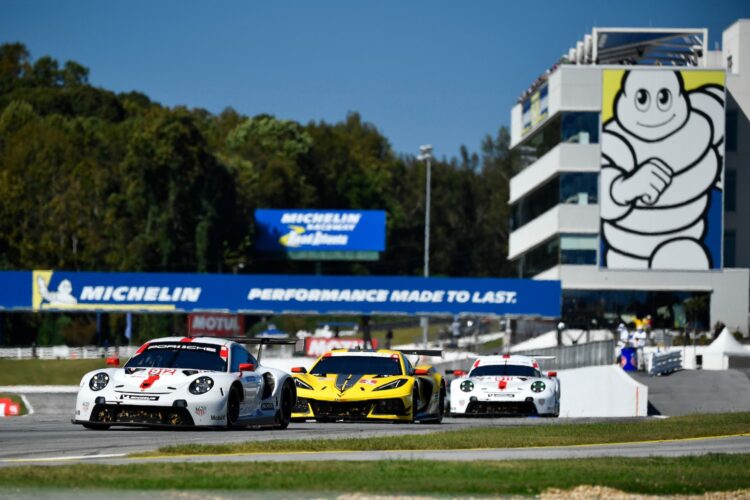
[82,423,110,430]
[275,380,295,429]
[409,386,420,423]
[226,387,241,429]
[436,386,446,423]
[419,385,445,424]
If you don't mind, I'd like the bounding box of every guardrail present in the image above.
[647,350,682,376]
[513,340,617,370]
[0,346,138,360]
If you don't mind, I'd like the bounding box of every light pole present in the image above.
[418,144,433,348]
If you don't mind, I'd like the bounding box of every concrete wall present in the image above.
[724,20,750,269]
[558,365,648,417]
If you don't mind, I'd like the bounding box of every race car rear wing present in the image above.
[217,337,302,364]
[398,349,443,357]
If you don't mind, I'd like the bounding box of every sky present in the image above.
[2,0,749,159]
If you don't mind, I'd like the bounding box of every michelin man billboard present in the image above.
[600,69,725,270]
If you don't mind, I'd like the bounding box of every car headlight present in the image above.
[89,372,109,391]
[189,376,214,395]
[531,381,546,393]
[459,380,474,392]
[294,378,313,390]
[373,379,408,391]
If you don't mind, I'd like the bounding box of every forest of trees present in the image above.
[0,42,520,345]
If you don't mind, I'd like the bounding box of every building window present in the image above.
[726,110,737,152]
[518,112,600,169]
[563,290,710,331]
[725,170,737,212]
[561,112,600,145]
[511,176,560,231]
[516,233,596,277]
[560,172,598,204]
[516,237,559,278]
[724,230,736,268]
[560,234,597,265]
[518,115,561,169]
[511,172,599,231]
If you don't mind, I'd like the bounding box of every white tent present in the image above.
[702,327,750,369]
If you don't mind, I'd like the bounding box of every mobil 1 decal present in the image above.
[599,69,725,269]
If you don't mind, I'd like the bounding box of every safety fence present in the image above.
[646,350,682,376]
[0,345,138,360]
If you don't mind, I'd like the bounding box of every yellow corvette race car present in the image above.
[291,348,445,423]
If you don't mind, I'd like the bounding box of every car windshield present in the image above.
[310,355,402,376]
[124,342,227,372]
[470,365,540,377]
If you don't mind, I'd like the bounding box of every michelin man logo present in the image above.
[38,277,78,305]
[600,70,725,269]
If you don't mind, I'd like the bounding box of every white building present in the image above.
[508,20,750,335]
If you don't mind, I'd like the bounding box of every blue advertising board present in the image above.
[0,271,561,318]
[254,209,386,252]
[0,271,32,310]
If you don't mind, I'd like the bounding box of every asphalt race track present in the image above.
[1,393,748,467]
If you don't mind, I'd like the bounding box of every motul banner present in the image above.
[304,337,379,357]
[188,313,245,337]
[0,398,20,417]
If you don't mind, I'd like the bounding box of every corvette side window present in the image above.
[402,355,414,375]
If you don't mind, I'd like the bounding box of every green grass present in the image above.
[0,359,108,385]
[1,455,749,495]
[145,412,750,457]
[0,393,27,415]
[384,324,445,347]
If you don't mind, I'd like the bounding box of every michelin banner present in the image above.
[254,209,386,252]
[600,68,725,269]
[0,271,562,317]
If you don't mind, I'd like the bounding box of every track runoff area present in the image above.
[3,374,750,496]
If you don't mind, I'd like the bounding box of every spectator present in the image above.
[361,316,372,349]
[385,329,393,349]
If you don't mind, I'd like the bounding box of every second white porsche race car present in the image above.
[72,336,297,429]
[449,354,560,417]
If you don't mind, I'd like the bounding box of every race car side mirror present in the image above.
[414,367,430,375]
[291,366,307,374]
[452,370,467,377]
[547,371,557,378]
[105,357,120,367]
[239,363,256,372]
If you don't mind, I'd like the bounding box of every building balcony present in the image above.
[510,143,600,204]
[509,204,599,260]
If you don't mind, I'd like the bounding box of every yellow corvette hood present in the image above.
[298,373,408,397]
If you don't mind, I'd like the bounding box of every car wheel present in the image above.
[82,423,110,430]
[409,386,419,423]
[435,386,445,423]
[226,388,240,429]
[420,385,445,424]
[275,380,294,430]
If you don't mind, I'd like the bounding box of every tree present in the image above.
[0,42,31,92]
[31,56,61,87]
[62,60,89,86]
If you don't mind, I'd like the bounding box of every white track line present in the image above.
[19,394,34,416]
[1,453,127,464]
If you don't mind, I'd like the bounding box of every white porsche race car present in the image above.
[449,354,560,417]
[72,336,297,430]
